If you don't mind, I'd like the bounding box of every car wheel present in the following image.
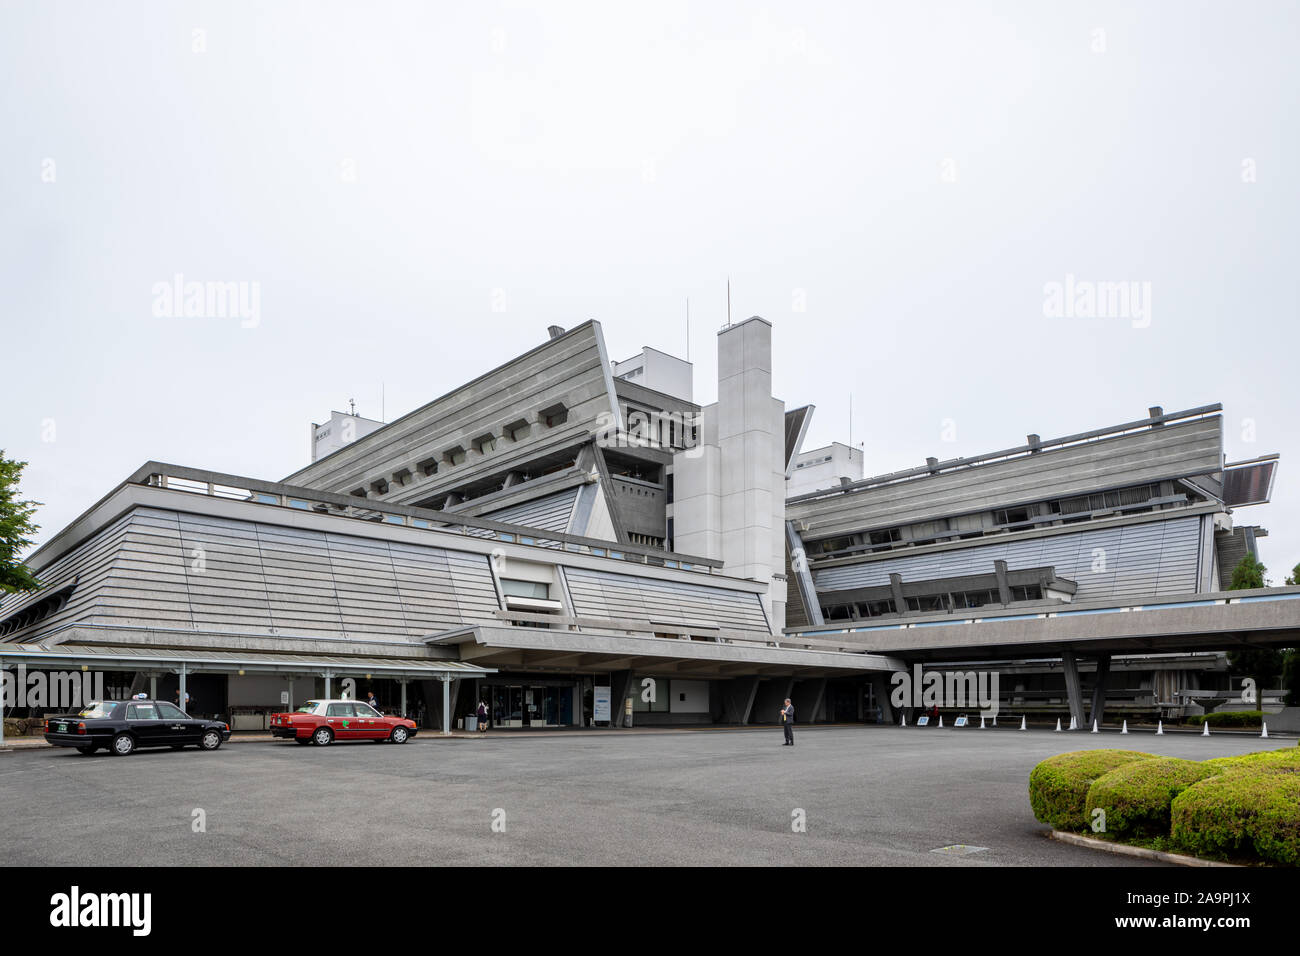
[389,726,409,744]
[76,744,96,755]
[294,737,312,746]
[199,730,222,751]
[312,726,333,746]
[111,733,135,756]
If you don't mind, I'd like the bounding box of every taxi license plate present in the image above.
[57,722,68,733]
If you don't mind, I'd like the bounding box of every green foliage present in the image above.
[1027,750,1155,831]
[1186,710,1265,727]
[1170,767,1300,865]
[1202,748,1300,772]
[1286,563,1300,586]
[0,453,41,595]
[1085,757,1217,839]
[1228,554,1267,590]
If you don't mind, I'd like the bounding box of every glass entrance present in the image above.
[486,683,575,728]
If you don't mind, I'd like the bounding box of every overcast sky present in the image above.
[3,1,1297,579]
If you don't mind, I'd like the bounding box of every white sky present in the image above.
[3,0,1297,580]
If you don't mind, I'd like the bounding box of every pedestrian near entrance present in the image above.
[781,698,794,746]
[476,699,489,733]
[367,691,379,710]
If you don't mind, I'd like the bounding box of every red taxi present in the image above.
[270,699,417,746]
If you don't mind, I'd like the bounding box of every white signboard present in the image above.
[916,716,930,726]
[593,686,611,722]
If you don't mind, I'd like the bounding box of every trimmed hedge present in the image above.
[1084,757,1217,839]
[1028,750,1155,831]
[1203,748,1300,772]
[1187,710,1265,727]
[1170,767,1300,864]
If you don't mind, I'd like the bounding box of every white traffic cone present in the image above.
[1202,721,1211,737]
[938,715,944,728]
[1156,720,1164,735]
[1121,720,1128,735]
[1069,715,1077,731]
[1019,715,1027,731]
[1054,718,1062,732]
[980,715,985,729]
[992,716,997,727]
[1091,720,1099,734]
[901,713,907,727]
[1261,722,1268,738]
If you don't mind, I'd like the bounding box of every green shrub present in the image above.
[1187,711,1265,727]
[1171,767,1300,864]
[1028,750,1155,831]
[1203,747,1300,772]
[1085,757,1217,839]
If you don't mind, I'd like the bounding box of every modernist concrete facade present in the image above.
[3,320,1298,732]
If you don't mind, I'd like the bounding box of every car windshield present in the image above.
[77,702,116,718]
[295,702,320,713]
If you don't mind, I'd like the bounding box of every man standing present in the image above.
[781,697,795,746]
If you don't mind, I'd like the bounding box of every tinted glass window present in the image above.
[296,702,321,713]
[127,703,160,720]
[157,703,187,719]
[325,703,355,717]
[78,702,118,718]
[353,703,381,718]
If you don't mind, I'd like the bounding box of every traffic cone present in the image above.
[1156,720,1164,735]
[938,715,944,728]
[901,713,907,727]
[980,715,985,729]
[1068,715,1077,731]
[1261,722,1268,738]
[1054,718,1062,732]
[1019,715,1027,731]
[1201,721,1211,737]
[1091,720,1099,734]
[1121,720,1128,735]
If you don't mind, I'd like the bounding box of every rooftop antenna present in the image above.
[349,398,356,416]
[381,383,385,423]
[686,297,690,361]
[849,392,853,448]
[725,277,731,328]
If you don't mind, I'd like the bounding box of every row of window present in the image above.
[820,584,1045,621]
[350,404,570,500]
[811,482,1173,560]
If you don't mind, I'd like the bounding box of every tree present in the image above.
[1229,554,1267,590]
[1286,563,1300,586]
[0,452,41,594]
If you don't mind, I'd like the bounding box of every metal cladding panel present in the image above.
[563,567,769,633]
[789,417,1223,539]
[784,406,812,471]
[813,515,1202,603]
[480,487,580,533]
[0,511,143,641]
[5,506,505,642]
[1222,460,1276,506]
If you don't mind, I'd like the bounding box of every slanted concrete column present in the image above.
[889,573,906,615]
[721,676,760,725]
[1088,654,1111,727]
[1062,650,1085,728]
[994,560,1012,606]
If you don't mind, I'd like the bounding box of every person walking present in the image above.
[780,697,795,746]
[476,699,489,733]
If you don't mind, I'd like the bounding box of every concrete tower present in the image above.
[673,316,786,630]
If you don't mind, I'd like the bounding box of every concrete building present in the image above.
[310,410,386,463]
[788,442,865,497]
[3,321,1298,734]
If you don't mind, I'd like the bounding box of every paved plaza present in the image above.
[2,726,1292,867]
